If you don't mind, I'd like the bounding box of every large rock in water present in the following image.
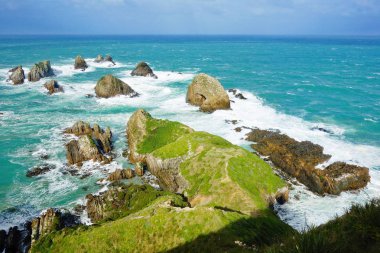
[94,54,115,65]
[131,62,157,78]
[64,121,112,166]
[95,74,138,98]
[186,73,231,112]
[8,66,25,85]
[74,55,88,70]
[27,61,54,82]
[246,129,370,195]
[43,80,63,94]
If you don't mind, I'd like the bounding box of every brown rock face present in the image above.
[27,61,54,82]
[64,121,112,166]
[74,56,88,70]
[9,66,25,85]
[246,129,370,195]
[31,209,61,245]
[95,74,138,98]
[131,62,157,78]
[107,168,134,181]
[44,80,63,94]
[186,73,231,112]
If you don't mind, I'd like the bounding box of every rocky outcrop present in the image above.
[8,66,25,85]
[74,56,88,70]
[126,109,150,163]
[95,54,115,65]
[0,224,31,253]
[228,89,247,100]
[95,74,138,98]
[246,129,370,195]
[131,62,157,78]
[27,61,54,82]
[64,121,112,166]
[186,73,231,112]
[31,208,79,247]
[107,168,134,181]
[43,80,63,94]
[86,183,180,223]
[26,164,55,177]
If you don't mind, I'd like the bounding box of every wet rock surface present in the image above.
[95,74,138,98]
[74,56,88,70]
[246,129,370,195]
[8,66,25,85]
[228,89,247,100]
[26,164,55,177]
[43,80,63,94]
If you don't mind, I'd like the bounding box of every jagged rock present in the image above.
[95,74,138,98]
[8,66,25,85]
[65,121,112,166]
[275,187,289,205]
[104,55,115,65]
[228,89,247,100]
[107,168,134,181]
[27,61,54,82]
[26,164,55,177]
[94,54,104,63]
[31,208,79,246]
[186,73,231,112]
[246,129,370,195]
[131,62,157,78]
[0,224,31,253]
[135,163,144,177]
[74,56,88,70]
[43,80,63,94]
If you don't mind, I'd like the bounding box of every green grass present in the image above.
[137,117,193,155]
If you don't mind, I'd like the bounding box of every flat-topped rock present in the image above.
[44,80,63,94]
[246,128,370,195]
[8,66,25,85]
[95,74,138,98]
[186,73,230,112]
[27,61,54,82]
[131,62,157,78]
[74,56,88,70]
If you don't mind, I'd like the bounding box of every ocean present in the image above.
[0,35,379,231]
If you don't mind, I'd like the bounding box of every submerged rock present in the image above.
[246,129,370,195]
[26,164,55,177]
[43,80,63,95]
[65,121,112,166]
[131,62,157,78]
[27,61,54,82]
[8,66,25,85]
[186,73,231,112]
[74,56,88,70]
[95,74,138,98]
[94,54,115,65]
[228,88,247,100]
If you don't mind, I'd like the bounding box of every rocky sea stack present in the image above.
[95,74,138,98]
[246,129,370,195]
[186,73,231,112]
[8,66,25,85]
[94,54,115,65]
[74,56,88,70]
[43,80,63,94]
[27,61,54,82]
[64,121,113,166]
[131,62,157,78]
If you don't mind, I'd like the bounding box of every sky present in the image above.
[0,0,380,35]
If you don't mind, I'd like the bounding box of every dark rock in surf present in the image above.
[44,80,63,95]
[8,66,25,85]
[26,164,55,177]
[74,56,88,71]
[95,74,138,98]
[27,61,54,82]
[131,62,157,78]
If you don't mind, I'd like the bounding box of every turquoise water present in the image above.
[0,35,379,230]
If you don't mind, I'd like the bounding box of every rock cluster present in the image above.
[64,121,113,166]
[27,61,54,82]
[26,164,55,177]
[186,73,231,112]
[8,66,25,85]
[246,129,370,195]
[228,88,247,100]
[131,62,157,78]
[74,56,88,70]
[107,168,134,181]
[94,54,115,65]
[95,74,138,98]
[0,225,30,253]
[43,80,63,94]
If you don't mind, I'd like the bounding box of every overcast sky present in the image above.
[1,0,380,35]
